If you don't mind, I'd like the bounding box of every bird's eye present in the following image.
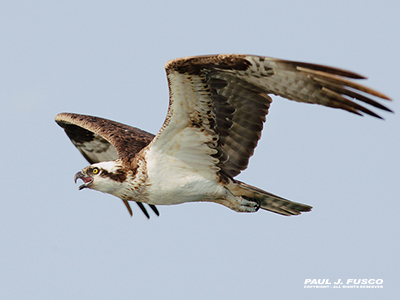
[92,167,99,174]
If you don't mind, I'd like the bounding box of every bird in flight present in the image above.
[55,54,392,218]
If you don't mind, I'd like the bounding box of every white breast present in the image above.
[144,143,226,206]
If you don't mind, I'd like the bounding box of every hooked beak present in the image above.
[74,171,93,190]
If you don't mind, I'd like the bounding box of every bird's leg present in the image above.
[214,192,260,213]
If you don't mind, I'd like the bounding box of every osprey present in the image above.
[55,54,392,218]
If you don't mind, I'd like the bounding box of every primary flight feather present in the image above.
[55,54,392,218]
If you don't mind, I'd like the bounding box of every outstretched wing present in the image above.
[55,113,159,218]
[151,54,392,181]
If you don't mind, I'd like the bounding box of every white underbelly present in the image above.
[146,170,225,205]
[145,149,225,205]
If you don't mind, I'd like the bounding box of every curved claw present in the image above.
[149,204,160,216]
[121,200,160,219]
[122,199,133,216]
[136,202,150,219]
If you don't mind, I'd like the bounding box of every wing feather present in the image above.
[158,54,391,179]
[55,54,392,217]
[55,113,159,218]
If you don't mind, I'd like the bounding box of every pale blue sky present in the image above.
[1,1,399,299]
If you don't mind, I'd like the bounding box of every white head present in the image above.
[74,161,127,195]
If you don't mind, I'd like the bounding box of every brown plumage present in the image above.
[165,55,391,180]
[56,54,392,218]
[55,113,159,218]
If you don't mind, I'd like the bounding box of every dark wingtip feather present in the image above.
[293,61,366,79]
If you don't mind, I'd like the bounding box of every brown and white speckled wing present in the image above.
[157,54,392,179]
[55,113,155,163]
[55,113,159,218]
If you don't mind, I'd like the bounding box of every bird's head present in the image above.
[74,161,127,194]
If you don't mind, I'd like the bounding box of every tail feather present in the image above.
[234,181,312,216]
